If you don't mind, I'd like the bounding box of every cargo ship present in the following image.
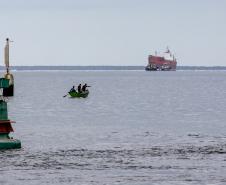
[145,48,177,71]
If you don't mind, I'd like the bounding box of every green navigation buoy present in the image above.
[0,78,21,149]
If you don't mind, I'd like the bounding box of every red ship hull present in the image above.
[145,55,177,71]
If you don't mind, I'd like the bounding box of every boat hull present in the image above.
[145,66,176,71]
[69,90,89,98]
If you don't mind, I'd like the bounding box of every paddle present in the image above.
[63,86,76,97]
[63,93,68,98]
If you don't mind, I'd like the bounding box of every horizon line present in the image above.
[1,65,226,67]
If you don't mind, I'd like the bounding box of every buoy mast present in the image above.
[3,38,14,96]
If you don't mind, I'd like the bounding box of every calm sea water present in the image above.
[1,70,226,185]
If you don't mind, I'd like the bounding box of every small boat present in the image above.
[68,90,89,98]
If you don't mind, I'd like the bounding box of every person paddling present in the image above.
[77,84,82,93]
[82,84,90,91]
[70,86,75,92]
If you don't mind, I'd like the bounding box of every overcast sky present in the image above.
[0,0,226,66]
